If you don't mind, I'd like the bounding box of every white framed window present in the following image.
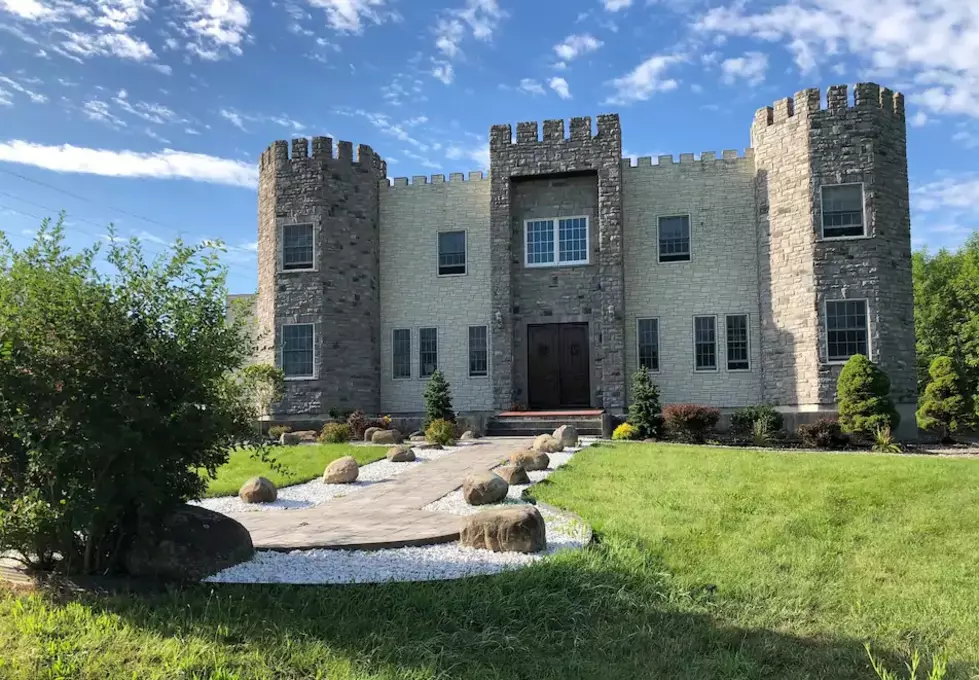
[725,314,750,371]
[281,223,314,271]
[281,323,314,379]
[419,327,438,378]
[438,230,467,276]
[825,299,869,363]
[524,216,589,267]
[693,316,717,371]
[658,215,691,263]
[820,184,866,239]
[636,318,659,372]
[468,326,488,377]
[392,328,411,379]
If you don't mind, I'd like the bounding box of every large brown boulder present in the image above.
[462,471,509,505]
[364,426,382,442]
[280,432,301,446]
[460,505,546,553]
[509,448,550,471]
[552,425,579,449]
[386,445,416,462]
[293,429,319,442]
[124,504,254,581]
[496,465,530,485]
[533,434,562,453]
[238,476,277,503]
[372,429,403,445]
[323,456,359,484]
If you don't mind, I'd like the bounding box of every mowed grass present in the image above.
[3,442,979,679]
[203,443,384,497]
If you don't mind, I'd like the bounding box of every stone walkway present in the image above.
[235,438,531,551]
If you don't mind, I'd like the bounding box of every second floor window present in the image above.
[438,231,466,275]
[525,217,590,267]
[821,184,865,238]
[658,215,691,262]
[282,223,314,270]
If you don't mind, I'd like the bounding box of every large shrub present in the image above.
[423,369,455,426]
[319,422,351,443]
[425,418,457,446]
[730,405,784,437]
[916,356,973,443]
[837,354,900,437]
[0,220,256,574]
[627,368,662,439]
[797,418,845,449]
[662,404,720,444]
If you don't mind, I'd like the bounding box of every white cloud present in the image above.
[220,108,246,131]
[914,175,979,213]
[952,129,979,148]
[694,0,979,119]
[605,54,682,105]
[113,89,183,124]
[430,0,505,83]
[57,29,155,61]
[175,0,250,59]
[432,61,453,84]
[0,140,258,188]
[82,99,127,127]
[910,111,929,127]
[554,33,602,62]
[400,149,440,169]
[219,108,306,133]
[549,76,571,99]
[0,88,12,107]
[720,51,768,86]
[0,75,46,103]
[601,0,632,10]
[305,0,394,34]
[519,78,545,96]
[445,141,488,168]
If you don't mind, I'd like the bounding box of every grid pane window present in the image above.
[821,185,865,238]
[393,328,411,379]
[694,316,717,371]
[281,324,314,378]
[526,219,555,265]
[637,318,659,372]
[282,224,314,270]
[826,300,868,361]
[558,217,588,264]
[468,326,488,377]
[438,231,466,275]
[658,215,691,262]
[419,327,438,378]
[726,314,750,371]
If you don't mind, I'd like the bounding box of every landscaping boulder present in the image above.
[364,426,381,442]
[410,434,427,443]
[509,448,550,471]
[386,445,416,462]
[238,476,278,503]
[460,430,478,440]
[495,465,530,485]
[371,429,403,445]
[124,505,254,581]
[323,456,359,484]
[280,432,301,446]
[414,443,443,450]
[552,425,579,449]
[294,429,319,443]
[533,434,562,453]
[462,471,509,505]
[460,505,546,553]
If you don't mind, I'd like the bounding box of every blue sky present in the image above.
[0,0,977,294]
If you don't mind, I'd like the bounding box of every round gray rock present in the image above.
[363,426,381,442]
[552,424,579,448]
[509,448,550,471]
[280,432,301,446]
[495,465,530,485]
[462,471,509,506]
[238,476,278,503]
[460,505,547,553]
[533,434,562,453]
[460,430,478,440]
[371,429,403,445]
[323,455,359,484]
[386,445,416,462]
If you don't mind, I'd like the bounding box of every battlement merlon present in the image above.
[489,113,622,149]
[751,83,905,131]
[259,137,387,176]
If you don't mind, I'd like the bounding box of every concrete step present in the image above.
[486,415,603,437]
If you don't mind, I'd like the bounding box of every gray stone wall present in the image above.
[256,138,387,417]
[489,116,626,411]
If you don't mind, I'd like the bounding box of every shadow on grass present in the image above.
[16,538,968,680]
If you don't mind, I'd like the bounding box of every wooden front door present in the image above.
[527,323,590,409]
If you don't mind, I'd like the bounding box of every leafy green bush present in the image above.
[730,405,784,437]
[612,422,638,441]
[425,418,457,445]
[424,370,455,426]
[797,418,845,449]
[837,354,900,437]
[627,368,662,439]
[871,426,902,453]
[319,422,351,443]
[662,404,720,444]
[916,356,973,443]
[0,219,256,574]
[268,425,292,439]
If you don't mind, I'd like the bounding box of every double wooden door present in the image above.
[527,323,590,409]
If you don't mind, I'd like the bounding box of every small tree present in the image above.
[241,363,284,437]
[423,369,455,426]
[916,356,973,443]
[627,367,662,439]
[836,354,900,438]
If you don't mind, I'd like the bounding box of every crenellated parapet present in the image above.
[382,170,487,188]
[751,83,904,140]
[259,137,387,178]
[490,114,620,149]
[621,148,754,171]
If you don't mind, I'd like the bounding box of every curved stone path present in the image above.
[235,438,532,551]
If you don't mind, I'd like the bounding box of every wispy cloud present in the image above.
[519,78,545,95]
[605,54,683,105]
[219,107,305,134]
[0,75,47,103]
[601,0,632,10]
[719,51,768,86]
[549,76,571,99]
[554,33,602,62]
[304,0,397,34]
[430,0,506,85]
[445,141,489,169]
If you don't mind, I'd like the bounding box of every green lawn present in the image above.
[3,442,979,679]
[203,443,384,497]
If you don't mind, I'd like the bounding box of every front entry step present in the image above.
[486,412,604,437]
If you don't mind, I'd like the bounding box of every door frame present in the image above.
[526,322,591,409]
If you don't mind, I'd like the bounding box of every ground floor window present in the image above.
[419,327,438,377]
[694,316,717,371]
[726,314,750,371]
[468,326,488,377]
[281,323,314,378]
[637,318,659,372]
[826,299,869,362]
[393,328,411,379]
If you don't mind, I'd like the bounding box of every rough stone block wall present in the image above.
[257,138,386,417]
[621,153,762,407]
[378,174,494,413]
[489,116,626,411]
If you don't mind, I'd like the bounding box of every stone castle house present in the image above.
[246,82,917,436]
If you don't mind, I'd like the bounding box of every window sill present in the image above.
[818,234,871,242]
[694,368,718,373]
[525,260,590,269]
[468,374,490,379]
[284,375,316,381]
[658,258,691,264]
[437,272,468,278]
[279,267,316,274]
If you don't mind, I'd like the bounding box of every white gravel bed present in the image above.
[191,445,458,514]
